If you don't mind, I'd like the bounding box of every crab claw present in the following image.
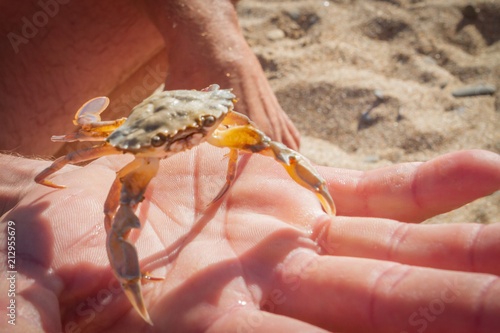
[267,141,336,216]
[122,278,153,325]
[207,114,336,216]
[108,230,155,325]
[121,272,164,325]
[107,201,165,325]
[107,225,154,324]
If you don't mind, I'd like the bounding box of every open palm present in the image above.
[2,147,500,333]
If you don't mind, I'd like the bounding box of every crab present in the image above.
[34,84,335,325]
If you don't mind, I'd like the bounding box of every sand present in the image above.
[236,0,500,224]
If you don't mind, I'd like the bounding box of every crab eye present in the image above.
[201,115,216,127]
[151,133,167,147]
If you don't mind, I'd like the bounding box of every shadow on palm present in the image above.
[32,143,328,330]
[129,143,328,327]
[16,146,500,332]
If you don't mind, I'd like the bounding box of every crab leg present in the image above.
[106,157,162,325]
[220,108,255,126]
[263,140,336,216]
[49,96,126,142]
[103,158,147,231]
[51,118,127,142]
[211,148,239,203]
[34,144,121,188]
[207,115,336,216]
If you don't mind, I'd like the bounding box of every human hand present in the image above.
[1,0,299,156]
[1,148,499,332]
[142,0,301,150]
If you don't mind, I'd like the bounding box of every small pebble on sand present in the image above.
[267,29,285,41]
[452,85,496,97]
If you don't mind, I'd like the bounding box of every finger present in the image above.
[273,250,500,333]
[313,216,500,276]
[207,308,330,333]
[0,267,62,332]
[322,150,500,222]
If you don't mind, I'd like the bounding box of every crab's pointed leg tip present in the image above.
[47,182,66,189]
[122,280,154,325]
[315,190,336,216]
[208,182,231,207]
[142,272,165,282]
[144,314,154,326]
[36,179,66,189]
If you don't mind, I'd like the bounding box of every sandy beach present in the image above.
[236,0,500,224]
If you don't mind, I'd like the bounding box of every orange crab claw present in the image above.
[122,279,153,325]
